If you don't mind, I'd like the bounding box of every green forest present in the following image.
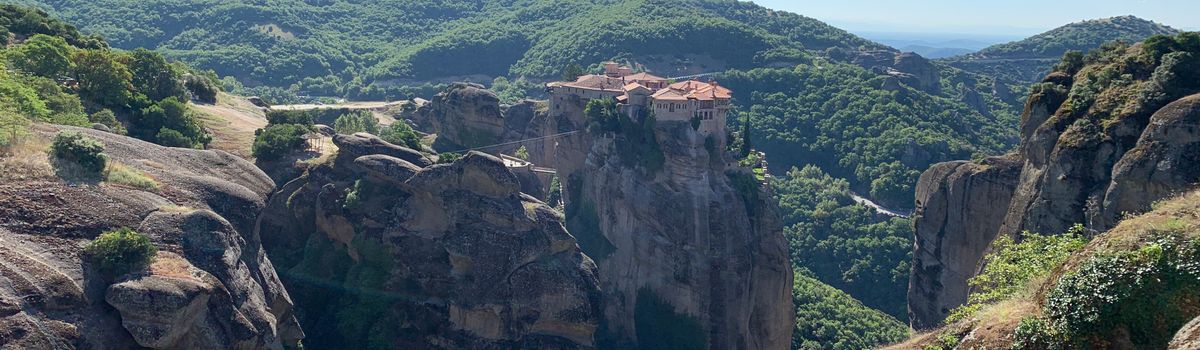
[720,60,1021,207]
[16,0,880,100]
[0,5,219,149]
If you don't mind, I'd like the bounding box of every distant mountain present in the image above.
[943,16,1181,82]
[898,45,974,59]
[19,0,882,96]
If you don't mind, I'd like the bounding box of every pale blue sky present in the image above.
[752,0,1200,35]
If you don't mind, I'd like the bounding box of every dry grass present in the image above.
[105,162,159,191]
[0,134,54,181]
[149,252,201,281]
[191,93,268,159]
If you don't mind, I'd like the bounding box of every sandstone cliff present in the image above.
[560,122,793,350]
[0,125,302,349]
[908,41,1200,328]
[257,133,602,349]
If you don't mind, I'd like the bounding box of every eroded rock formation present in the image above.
[0,125,301,349]
[560,122,793,350]
[908,65,1200,327]
[258,136,602,349]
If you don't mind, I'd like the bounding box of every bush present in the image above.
[946,226,1087,323]
[155,128,194,148]
[252,124,309,161]
[84,227,156,277]
[88,109,126,134]
[1043,231,1200,349]
[184,74,219,103]
[0,106,30,147]
[50,131,107,174]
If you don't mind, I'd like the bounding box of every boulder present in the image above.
[332,132,432,167]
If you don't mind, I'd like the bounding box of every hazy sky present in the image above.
[752,0,1200,35]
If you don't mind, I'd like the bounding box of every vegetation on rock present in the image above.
[84,227,157,277]
[50,131,107,174]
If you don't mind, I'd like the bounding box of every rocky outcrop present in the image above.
[561,122,792,350]
[908,156,1022,329]
[908,57,1200,327]
[1170,316,1200,350]
[416,83,507,150]
[0,125,301,349]
[853,50,941,94]
[258,142,602,349]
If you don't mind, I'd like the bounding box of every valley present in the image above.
[0,1,1197,349]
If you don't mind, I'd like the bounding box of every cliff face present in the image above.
[0,125,301,349]
[908,42,1200,328]
[561,122,793,350]
[907,155,1022,329]
[257,134,602,349]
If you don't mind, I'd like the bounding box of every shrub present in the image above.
[252,123,308,161]
[436,152,462,164]
[1043,232,1200,349]
[88,109,127,135]
[50,131,107,174]
[84,227,156,277]
[155,128,194,148]
[946,226,1087,323]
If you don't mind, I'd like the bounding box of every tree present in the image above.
[252,124,309,161]
[739,114,753,158]
[0,105,30,147]
[129,48,186,102]
[132,97,209,147]
[514,145,529,160]
[183,74,218,103]
[562,63,585,81]
[333,111,378,135]
[72,50,133,108]
[8,34,73,78]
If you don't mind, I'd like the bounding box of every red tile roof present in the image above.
[651,80,732,101]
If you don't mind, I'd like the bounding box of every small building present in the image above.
[547,62,731,141]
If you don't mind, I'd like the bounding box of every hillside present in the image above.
[893,188,1200,349]
[943,16,1181,82]
[907,31,1200,333]
[18,0,881,98]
